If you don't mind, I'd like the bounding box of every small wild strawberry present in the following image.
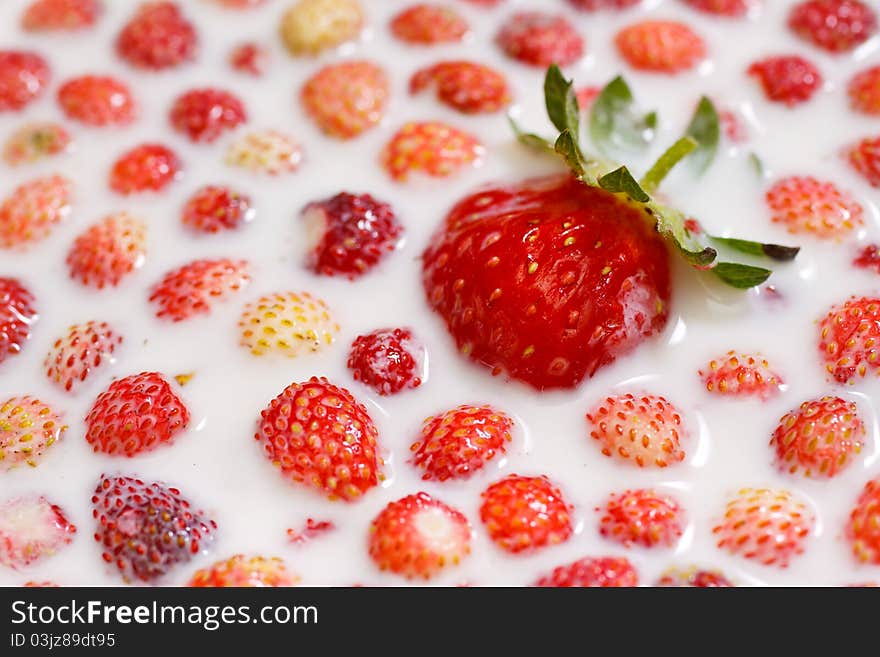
[44,321,122,394]
[169,88,247,144]
[0,51,51,112]
[615,21,706,73]
[657,566,734,587]
[280,0,364,56]
[349,328,423,396]
[0,496,76,568]
[817,296,880,384]
[848,66,880,115]
[496,12,584,67]
[748,55,822,106]
[229,42,269,76]
[0,396,66,469]
[847,136,880,187]
[109,143,182,194]
[568,0,642,10]
[149,258,249,321]
[410,60,511,114]
[598,489,685,549]
[765,176,862,239]
[116,2,198,70]
[225,130,302,175]
[533,557,638,587]
[0,278,37,366]
[57,75,137,126]
[22,0,101,31]
[0,175,73,248]
[182,185,254,234]
[681,0,749,16]
[788,0,877,53]
[381,121,482,181]
[3,123,70,166]
[189,555,296,587]
[300,61,389,139]
[698,350,784,399]
[66,213,147,289]
[390,4,469,44]
[847,477,880,564]
[238,291,338,357]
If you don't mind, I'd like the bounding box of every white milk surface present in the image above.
[1,0,880,586]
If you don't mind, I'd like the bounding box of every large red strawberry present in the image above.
[0,496,76,568]
[85,371,190,456]
[109,143,182,195]
[3,122,70,166]
[479,474,572,553]
[116,2,198,70]
[44,321,123,393]
[788,0,877,53]
[390,4,469,44]
[67,213,147,288]
[189,555,296,587]
[182,185,254,234]
[847,136,880,187]
[0,51,50,112]
[369,492,471,579]
[1,396,66,469]
[533,557,638,587]
[255,376,381,501]
[169,88,247,144]
[848,66,880,115]
[748,56,823,106]
[848,477,880,564]
[496,12,584,67]
[713,487,813,567]
[0,278,37,366]
[149,258,249,321]
[766,176,862,239]
[22,0,101,31]
[771,395,864,478]
[0,174,73,248]
[409,61,511,114]
[410,404,512,481]
[92,474,217,582]
[302,192,402,278]
[817,296,880,384]
[615,21,706,73]
[348,328,423,396]
[301,61,389,140]
[57,75,136,126]
[598,488,685,548]
[424,175,670,390]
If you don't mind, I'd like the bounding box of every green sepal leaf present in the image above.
[640,136,698,193]
[684,97,719,175]
[711,262,772,288]
[508,115,555,152]
[710,236,800,262]
[598,166,650,203]
[748,151,765,178]
[554,130,589,180]
[589,76,656,155]
[544,65,579,138]
[647,203,717,267]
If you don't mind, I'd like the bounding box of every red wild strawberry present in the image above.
[302,192,402,278]
[681,0,749,16]
[44,321,123,394]
[0,396,66,469]
[0,278,37,366]
[713,487,813,567]
[480,474,572,553]
[382,121,482,181]
[369,492,471,579]
[169,88,247,144]
[390,4,469,44]
[788,0,877,53]
[24,581,59,587]
[818,296,880,384]
[0,51,50,112]
[576,86,601,107]
[239,291,339,357]
[229,42,269,76]
[699,350,784,399]
[568,0,641,10]
[300,61,389,140]
[848,66,880,115]
[348,328,423,396]
[771,395,864,478]
[533,557,638,587]
[719,109,748,142]
[3,122,71,166]
[85,372,189,457]
[462,0,503,5]
[109,143,181,194]
[496,12,584,67]
[92,474,217,583]
[149,258,249,321]
[189,555,296,587]
[255,377,381,501]
[287,518,335,544]
[748,55,822,106]
[657,567,734,587]
[182,185,253,234]
[847,136,880,187]
[116,2,198,70]
[848,477,880,564]
[22,0,101,31]
[225,130,302,175]
[410,61,511,114]
[212,0,267,7]
[598,489,684,548]
[587,393,687,468]
[423,175,670,390]
[854,243,880,273]
[66,213,147,289]
[766,176,862,239]
[615,21,706,73]
[410,404,512,481]
[57,75,136,126]
[279,0,364,56]
[0,175,73,249]
[0,496,76,568]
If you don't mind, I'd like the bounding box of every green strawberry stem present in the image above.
[640,136,698,193]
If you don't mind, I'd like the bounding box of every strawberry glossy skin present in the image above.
[598,488,684,548]
[182,185,253,234]
[615,20,706,74]
[848,66,880,115]
[748,55,822,106]
[0,278,37,366]
[149,258,249,321]
[0,51,50,111]
[788,0,877,53]
[348,328,422,396]
[817,296,880,384]
[109,143,181,195]
[169,88,247,144]
[116,2,198,70]
[57,75,136,126]
[410,60,511,114]
[496,12,584,67]
[22,0,101,31]
[67,213,147,289]
[390,4,469,44]
[423,174,671,390]
[44,321,122,393]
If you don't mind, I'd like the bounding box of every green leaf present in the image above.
[711,262,772,289]
[710,236,800,262]
[544,65,579,138]
[589,76,656,156]
[640,136,699,193]
[598,166,650,203]
[554,130,588,179]
[684,97,720,175]
[748,152,765,178]
[508,115,555,152]
[647,203,717,267]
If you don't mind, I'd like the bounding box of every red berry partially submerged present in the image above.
[348,328,423,396]
[788,0,877,53]
[189,555,296,587]
[657,567,734,587]
[22,0,101,31]
[229,42,269,76]
[301,61,389,139]
[382,121,482,181]
[0,51,50,112]
[847,136,880,187]
[109,143,182,194]
[615,20,706,73]
[57,75,136,126]
[390,4,469,44]
[698,350,784,399]
[3,123,70,166]
[149,258,249,321]
[496,12,584,67]
[66,212,147,289]
[598,489,685,549]
[0,396,66,469]
[765,175,862,239]
[410,61,511,114]
[169,88,247,144]
[848,66,880,115]
[748,55,822,106]
[182,185,254,234]
[681,0,749,16]
[0,174,73,248]
[817,296,880,384]
[0,496,76,568]
[533,557,638,587]
[116,2,198,70]
[44,321,123,393]
[848,477,880,564]
[0,278,37,366]
[422,174,670,390]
